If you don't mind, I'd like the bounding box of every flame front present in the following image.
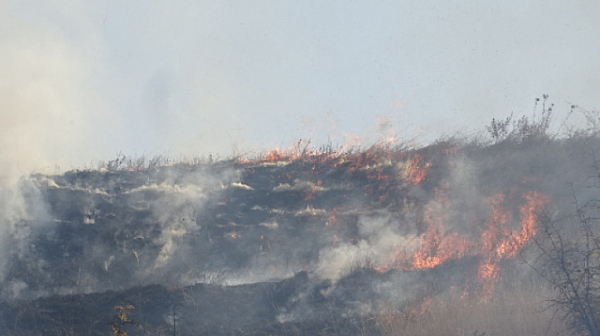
[241,142,550,297]
[477,191,549,291]
[376,189,549,292]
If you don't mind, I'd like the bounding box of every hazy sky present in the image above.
[1,0,599,171]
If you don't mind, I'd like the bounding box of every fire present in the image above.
[478,262,500,282]
[403,154,432,185]
[407,182,471,270]
[374,189,549,294]
[304,179,323,201]
[477,191,549,291]
[242,143,548,296]
[325,209,338,226]
[519,191,549,242]
[259,148,288,163]
[412,229,472,270]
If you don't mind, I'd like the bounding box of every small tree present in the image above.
[110,303,142,336]
[530,183,600,336]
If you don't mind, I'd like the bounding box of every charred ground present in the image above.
[2,123,600,335]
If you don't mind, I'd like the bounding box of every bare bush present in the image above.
[486,114,513,144]
[486,95,554,143]
[530,175,600,335]
[580,109,600,136]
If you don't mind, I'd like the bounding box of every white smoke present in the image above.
[316,214,417,282]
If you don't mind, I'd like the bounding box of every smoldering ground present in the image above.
[3,111,600,336]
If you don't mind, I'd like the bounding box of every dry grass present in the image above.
[375,285,571,336]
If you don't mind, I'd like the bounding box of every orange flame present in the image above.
[406,154,431,185]
[376,190,549,295]
[240,144,548,296]
[477,191,549,291]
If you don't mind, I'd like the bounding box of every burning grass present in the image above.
[5,107,600,335]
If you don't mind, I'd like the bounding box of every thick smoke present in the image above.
[0,2,117,297]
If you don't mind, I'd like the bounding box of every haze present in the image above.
[1,0,599,172]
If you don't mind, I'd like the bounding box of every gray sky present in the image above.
[1,0,600,171]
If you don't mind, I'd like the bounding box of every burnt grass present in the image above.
[0,264,477,336]
[2,136,600,335]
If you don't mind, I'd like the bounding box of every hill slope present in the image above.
[2,130,600,335]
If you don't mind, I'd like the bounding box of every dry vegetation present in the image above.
[5,97,600,336]
[375,284,569,336]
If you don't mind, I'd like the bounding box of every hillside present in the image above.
[2,123,600,335]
